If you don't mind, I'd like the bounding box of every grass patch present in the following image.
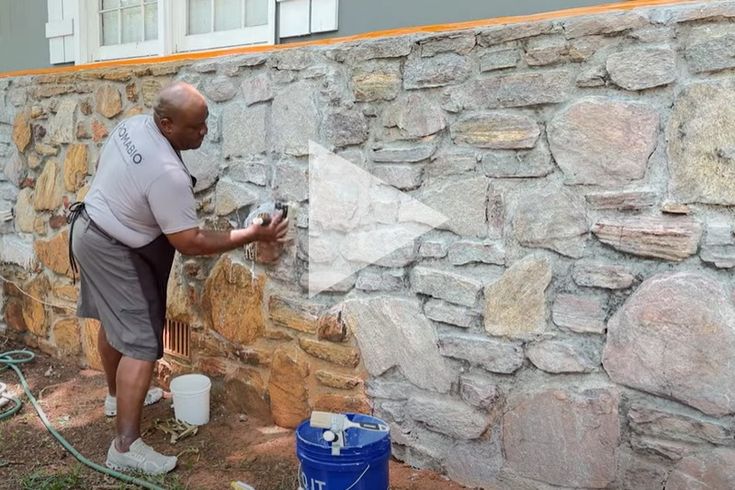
[20,465,83,490]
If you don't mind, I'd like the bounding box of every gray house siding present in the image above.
[0,0,50,72]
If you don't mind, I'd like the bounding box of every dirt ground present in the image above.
[0,337,469,490]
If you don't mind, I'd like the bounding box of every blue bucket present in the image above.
[296,413,391,490]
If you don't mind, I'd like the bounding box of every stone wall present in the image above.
[3,1,735,488]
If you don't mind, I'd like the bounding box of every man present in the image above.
[68,82,288,475]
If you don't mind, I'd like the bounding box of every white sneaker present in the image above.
[105,438,177,475]
[104,387,164,417]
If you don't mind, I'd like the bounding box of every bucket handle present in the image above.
[296,463,371,490]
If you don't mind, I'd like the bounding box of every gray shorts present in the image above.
[71,212,173,362]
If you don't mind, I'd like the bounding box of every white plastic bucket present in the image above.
[170,374,211,425]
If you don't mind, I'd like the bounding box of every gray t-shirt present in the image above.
[84,114,198,248]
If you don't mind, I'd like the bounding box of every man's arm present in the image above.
[166,215,288,256]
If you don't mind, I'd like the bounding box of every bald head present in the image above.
[153,82,209,151]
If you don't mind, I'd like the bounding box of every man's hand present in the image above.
[247,211,289,244]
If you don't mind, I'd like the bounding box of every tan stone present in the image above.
[352,66,401,102]
[485,255,551,338]
[52,317,81,356]
[33,216,46,234]
[315,370,363,390]
[298,337,360,368]
[91,120,109,142]
[33,159,62,211]
[76,122,91,140]
[82,319,103,370]
[22,274,50,337]
[34,231,71,277]
[317,305,349,342]
[311,393,372,414]
[35,143,59,156]
[63,144,88,192]
[126,82,138,102]
[142,79,164,107]
[592,216,702,261]
[197,356,238,377]
[268,295,321,333]
[166,260,198,325]
[27,153,43,169]
[203,255,266,345]
[123,106,145,118]
[268,345,310,428]
[95,84,123,119]
[236,345,273,367]
[76,183,91,201]
[14,188,35,233]
[4,298,27,332]
[224,367,271,422]
[52,282,78,303]
[12,109,31,152]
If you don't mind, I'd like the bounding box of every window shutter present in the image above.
[46,0,78,64]
[310,0,337,34]
[277,0,310,38]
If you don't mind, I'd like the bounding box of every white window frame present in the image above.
[172,0,276,53]
[78,0,275,63]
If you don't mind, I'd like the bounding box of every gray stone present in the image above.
[407,177,490,238]
[572,261,636,290]
[439,333,524,374]
[552,293,607,334]
[3,154,25,187]
[214,178,259,216]
[377,401,406,422]
[328,37,412,63]
[391,423,453,469]
[418,240,448,258]
[668,80,735,204]
[628,403,733,446]
[686,33,735,74]
[477,21,556,46]
[426,150,476,179]
[525,36,569,66]
[479,48,520,72]
[222,102,267,158]
[343,297,453,392]
[410,266,483,307]
[182,145,219,192]
[445,433,504,489]
[351,60,402,102]
[549,97,659,185]
[341,227,416,267]
[270,50,316,71]
[592,216,702,261]
[442,70,573,112]
[512,188,588,258]
[0,234,34,268]
[419,32,476,57]
[49,98,77,144]
[668,2,735,23]
[618,449,669,490]
[371,164,423,190]
[666,449,735,490]
[563,11,649,39]
[451,112,539,149]
[607,46,676,91]
[228,159,270,187]
[701,220,735,268]
[424,299,478,328]
[459,373,502,409]
[526,338,601,373]
[241,73,273,105]
[484,255,551,339]
[203,76,238,102]
[480,142,554,178]
[322,108,368,148]
[448,240,504,266]
[603,271,735,417]
[630,435,691,461]
[585,188,658,211]
[407,394,493,439]
[503,387,621,488]
[370,141,437,163]
[365,379,414,400]
[355,268,404,292]
[576,64,607,87]
[272,82,318,156]
[272,162,308,202]
[404,53,472,90]
[382,93,446,138]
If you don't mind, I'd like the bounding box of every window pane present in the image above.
[245,0,267,27]
[121,0,139,7]
[214,0,241,31]
[188,0,212,35]
[144,3,158,40]
[101,10,120,45]
[101,0,120,10]
[121,6,143,43]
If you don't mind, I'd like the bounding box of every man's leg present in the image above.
[114,357,155,452]
[98,326,122,396]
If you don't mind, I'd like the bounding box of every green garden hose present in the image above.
[0,349,166,490]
